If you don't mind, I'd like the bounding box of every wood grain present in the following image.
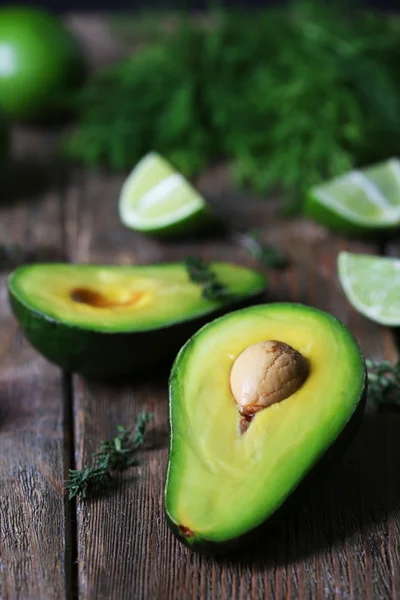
[66,165,400,600]
[0,130,72,600]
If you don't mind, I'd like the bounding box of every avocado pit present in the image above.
[230,340,309,423]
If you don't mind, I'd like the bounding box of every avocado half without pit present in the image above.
[7,262,266,377]
[165,303,366,554]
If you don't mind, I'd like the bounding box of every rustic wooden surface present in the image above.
[1,15,400,600]
[0,135,72,600]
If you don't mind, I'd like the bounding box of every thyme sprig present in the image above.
[65,412,153,500]
[366,359,400,411]
[234,230,287,270]
[184,256,232,301]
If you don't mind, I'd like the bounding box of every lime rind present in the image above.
[338,251,400,326]
[119,152,208,235]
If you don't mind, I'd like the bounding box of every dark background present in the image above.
[0,0,399,11]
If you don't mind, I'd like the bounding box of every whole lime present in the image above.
[0,7,86,122]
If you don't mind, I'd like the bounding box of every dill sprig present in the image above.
[65,412,153,500]
[366,359,400,411]
[184,256,231,301]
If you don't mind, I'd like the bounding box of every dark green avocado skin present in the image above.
[9,289,265,379]
[166,368,367,556]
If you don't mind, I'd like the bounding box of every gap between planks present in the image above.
[62,371,79,600]
[59,166,85,600]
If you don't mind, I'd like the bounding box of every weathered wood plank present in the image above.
[67,166,399,599]
[0,130,72,600]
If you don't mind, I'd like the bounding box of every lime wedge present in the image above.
[305,158,400,233]
[119,152,211,236]
[338,251,400,326]
[363,158,400,208]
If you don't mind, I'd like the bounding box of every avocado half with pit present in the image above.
[8,262,266,377]
[165,303,366,554]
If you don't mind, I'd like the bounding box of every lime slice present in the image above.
[119,152,211,236]
[305,158,400,233]
[338,251,400,326]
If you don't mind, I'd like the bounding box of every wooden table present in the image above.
[1,15,400,600]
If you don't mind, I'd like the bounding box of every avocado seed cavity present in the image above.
[230,340,309,428]
[70,287,145,309]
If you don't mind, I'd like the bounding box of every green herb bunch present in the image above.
[65,1,400,211]
[66,412,153,499]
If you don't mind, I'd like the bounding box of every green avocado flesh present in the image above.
[165,303,366,553]
[8,262,266,377]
